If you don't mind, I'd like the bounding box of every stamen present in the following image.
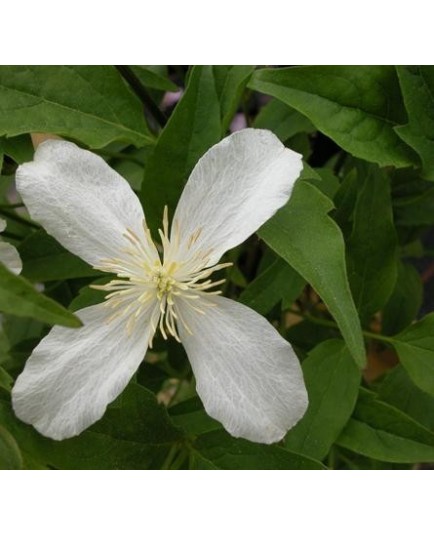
[92,210,231,341]
[163,205,169,238]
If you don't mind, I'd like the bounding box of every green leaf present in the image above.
[0,425,23,470]
[0,263,81,327]
[0,66,153,148]
[0,383,182,469]
[141,66,221,232]
[19,230,98,282]
[311,168,340,199]
[2,134,33,164]
[336,389,434,463]
[379,365,434,431]
[212,66,254,132]
[253,98,315,142]
[249,66,417,167]
[1,315,43,349]
[239,257,304,315]
[0,366,13,392]
[395,66,434,180]
[392,169,434,227]
[286,320,339,354]
[132,66,178,92]
[68,280,106,311]
[346,163,398,322]
[333,167,359,229]
[258,180,365,367]
[300,161,322,181]
[169,396,222,436]
[392,314,434,397]
[0,176,14,202]
[108,146,152,191]
[191,430,325,470]
[3,338,40,379]
[382,261,422,335]
[285,339,361,460]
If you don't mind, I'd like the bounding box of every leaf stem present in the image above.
[169,448,189,470]
[0,230,23,240]
[288,308,394,344]
[333,151,347,175]
[161,443,179,470]
[0,203,25,209]
[0,208,40,230]
[115,65,167,128]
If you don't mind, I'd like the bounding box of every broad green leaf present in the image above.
[0,365,13,392]
[253,98,315,142]
[287,320,339,354]
[336,388,434,463]
[239,257,304,315]
[392,169,434,227]
[92,384,181,444]
[379,365,434,431]
[0,384,182,469]
[227,263,247,288]
[249,66,417,167]
[299,162,322,182]
[395,66,434,180]
[382,262,422,335]
[213,66,254,132]
[19,230,98,282]
[285,339,361,460]
[346,164,398,322]
[1,315,43,348]
[132,66,178,92]
[2,134,33,164]
[169,397,222,436]
[0,424,23,470]
[258,180,365,367]
[0,176,14,202]
[141,66,221,232]
[392,314,434,397]
[333,167,359,229]
[191,430,325,470]
[0,66,152,148]
[2,338,39,379]
[68,281,107,311]
[0,263,81,327]
[109,146,153,191]
[312,168,340,199]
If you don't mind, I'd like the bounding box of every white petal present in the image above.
[172,129,302,267]
[12,300,158,440]
[177,295,308,444]
[0,240,22,275]
[16,141,147,267]
[0,218,22,274]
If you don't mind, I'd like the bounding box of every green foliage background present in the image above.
[1,65,434,470]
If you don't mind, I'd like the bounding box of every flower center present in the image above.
[91,207,231,345]
[155,270,175,299]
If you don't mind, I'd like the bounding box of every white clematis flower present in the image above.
[12,128,308,444]
[0,218,22,275]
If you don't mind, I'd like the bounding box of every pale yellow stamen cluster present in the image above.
[91,207,231,345]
